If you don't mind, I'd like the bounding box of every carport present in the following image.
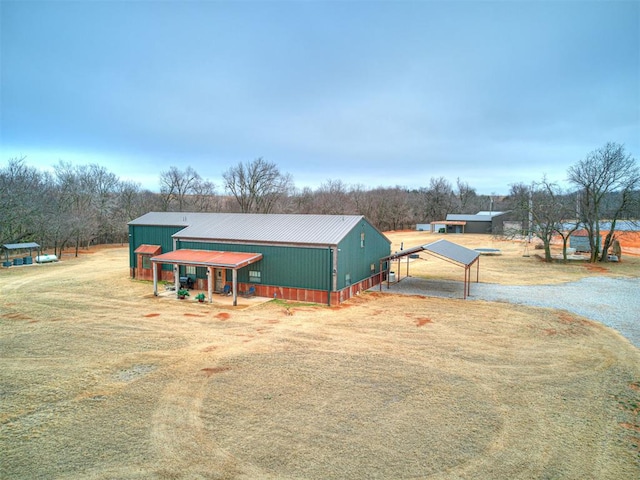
[150,249,263,306]
[381,239,480,299]
[2,242,41,267]
[429,221,467,233]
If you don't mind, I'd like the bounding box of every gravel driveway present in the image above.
[375,276,640,348]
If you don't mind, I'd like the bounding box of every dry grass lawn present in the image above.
[1,233,639,479]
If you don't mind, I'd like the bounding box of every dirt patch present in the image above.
[585,264,609,273]
[3,313,31,320]
[201,367,231,377]
[415,317,432,327]
[144,313,160,317]
[215,312,231,320]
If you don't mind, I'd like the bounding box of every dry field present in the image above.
[1,233,640,479]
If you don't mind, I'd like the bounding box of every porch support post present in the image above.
[152,262,158,296]
[232,268,238,306]
[174,265,180,292]
[207,266,213,303]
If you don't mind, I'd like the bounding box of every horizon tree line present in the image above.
[1,142,638,262]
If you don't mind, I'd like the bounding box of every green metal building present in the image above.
[128,212,391,305]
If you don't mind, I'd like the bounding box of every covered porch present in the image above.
[150,249,263,306]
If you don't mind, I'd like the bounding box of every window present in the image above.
[370,263,375,273]
[361,232,365,248]
[249,270,261,283]
[142,255,151,269]
[186,266,196,275]
[345,273,351,285]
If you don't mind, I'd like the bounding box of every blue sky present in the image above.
[1,0,638,195]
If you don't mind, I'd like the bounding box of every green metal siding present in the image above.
[336,221,391,290]
[128,224,183,271]
[177,240,331,290]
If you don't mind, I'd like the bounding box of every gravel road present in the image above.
[376,276,640,348]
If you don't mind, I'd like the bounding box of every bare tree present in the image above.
[223,158,293,213]
[191,178,221,212]
[568,142,639,262]
[454,178,478,213]
[415,177,455,223]
[506,179,577,262]
[0,157,49,245]
[159,166,202,211]
[314,179,351,215]
[289,186,315,214]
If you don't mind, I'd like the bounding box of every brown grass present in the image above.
[1,237,639,479]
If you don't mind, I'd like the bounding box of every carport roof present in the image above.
[151,249,263,269]
[386,239,480,266]
[3,242,40,250]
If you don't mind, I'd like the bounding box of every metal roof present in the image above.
[446,212,509,222]
[446,214,493,222]
[134,244,162,255]
[2,242,40,250]
[476,211,506,217]
[385,239,479,266]
[423,239,480,266]
[128,212,210,227]
[151,249,263,269]
[130,212,373,246]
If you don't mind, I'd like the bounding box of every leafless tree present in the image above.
[454,178,479,213]
[415,177,455,223]
[223,158,293,213]
[313,179,352,214]
[0,157,49,245]
[568,142,639,262]
[290,186,315,214]
[191,178,221,212]
[159,166,202,211]
[507,178,578,262]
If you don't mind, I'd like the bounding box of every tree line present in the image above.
[1,142,638,262]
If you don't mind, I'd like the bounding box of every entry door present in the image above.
[215,269,225,291]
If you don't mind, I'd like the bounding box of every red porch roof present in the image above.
[151,249,262,269]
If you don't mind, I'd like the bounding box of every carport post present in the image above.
[464,266,468,300]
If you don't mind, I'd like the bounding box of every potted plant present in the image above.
[177,288,190,299]
[195,293,206,303]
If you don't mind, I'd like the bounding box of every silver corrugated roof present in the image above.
[423,239,479,266]
[446,214,493,222]
[129,212,371,246]
[128,212,210,227]
[3,242,40,250]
